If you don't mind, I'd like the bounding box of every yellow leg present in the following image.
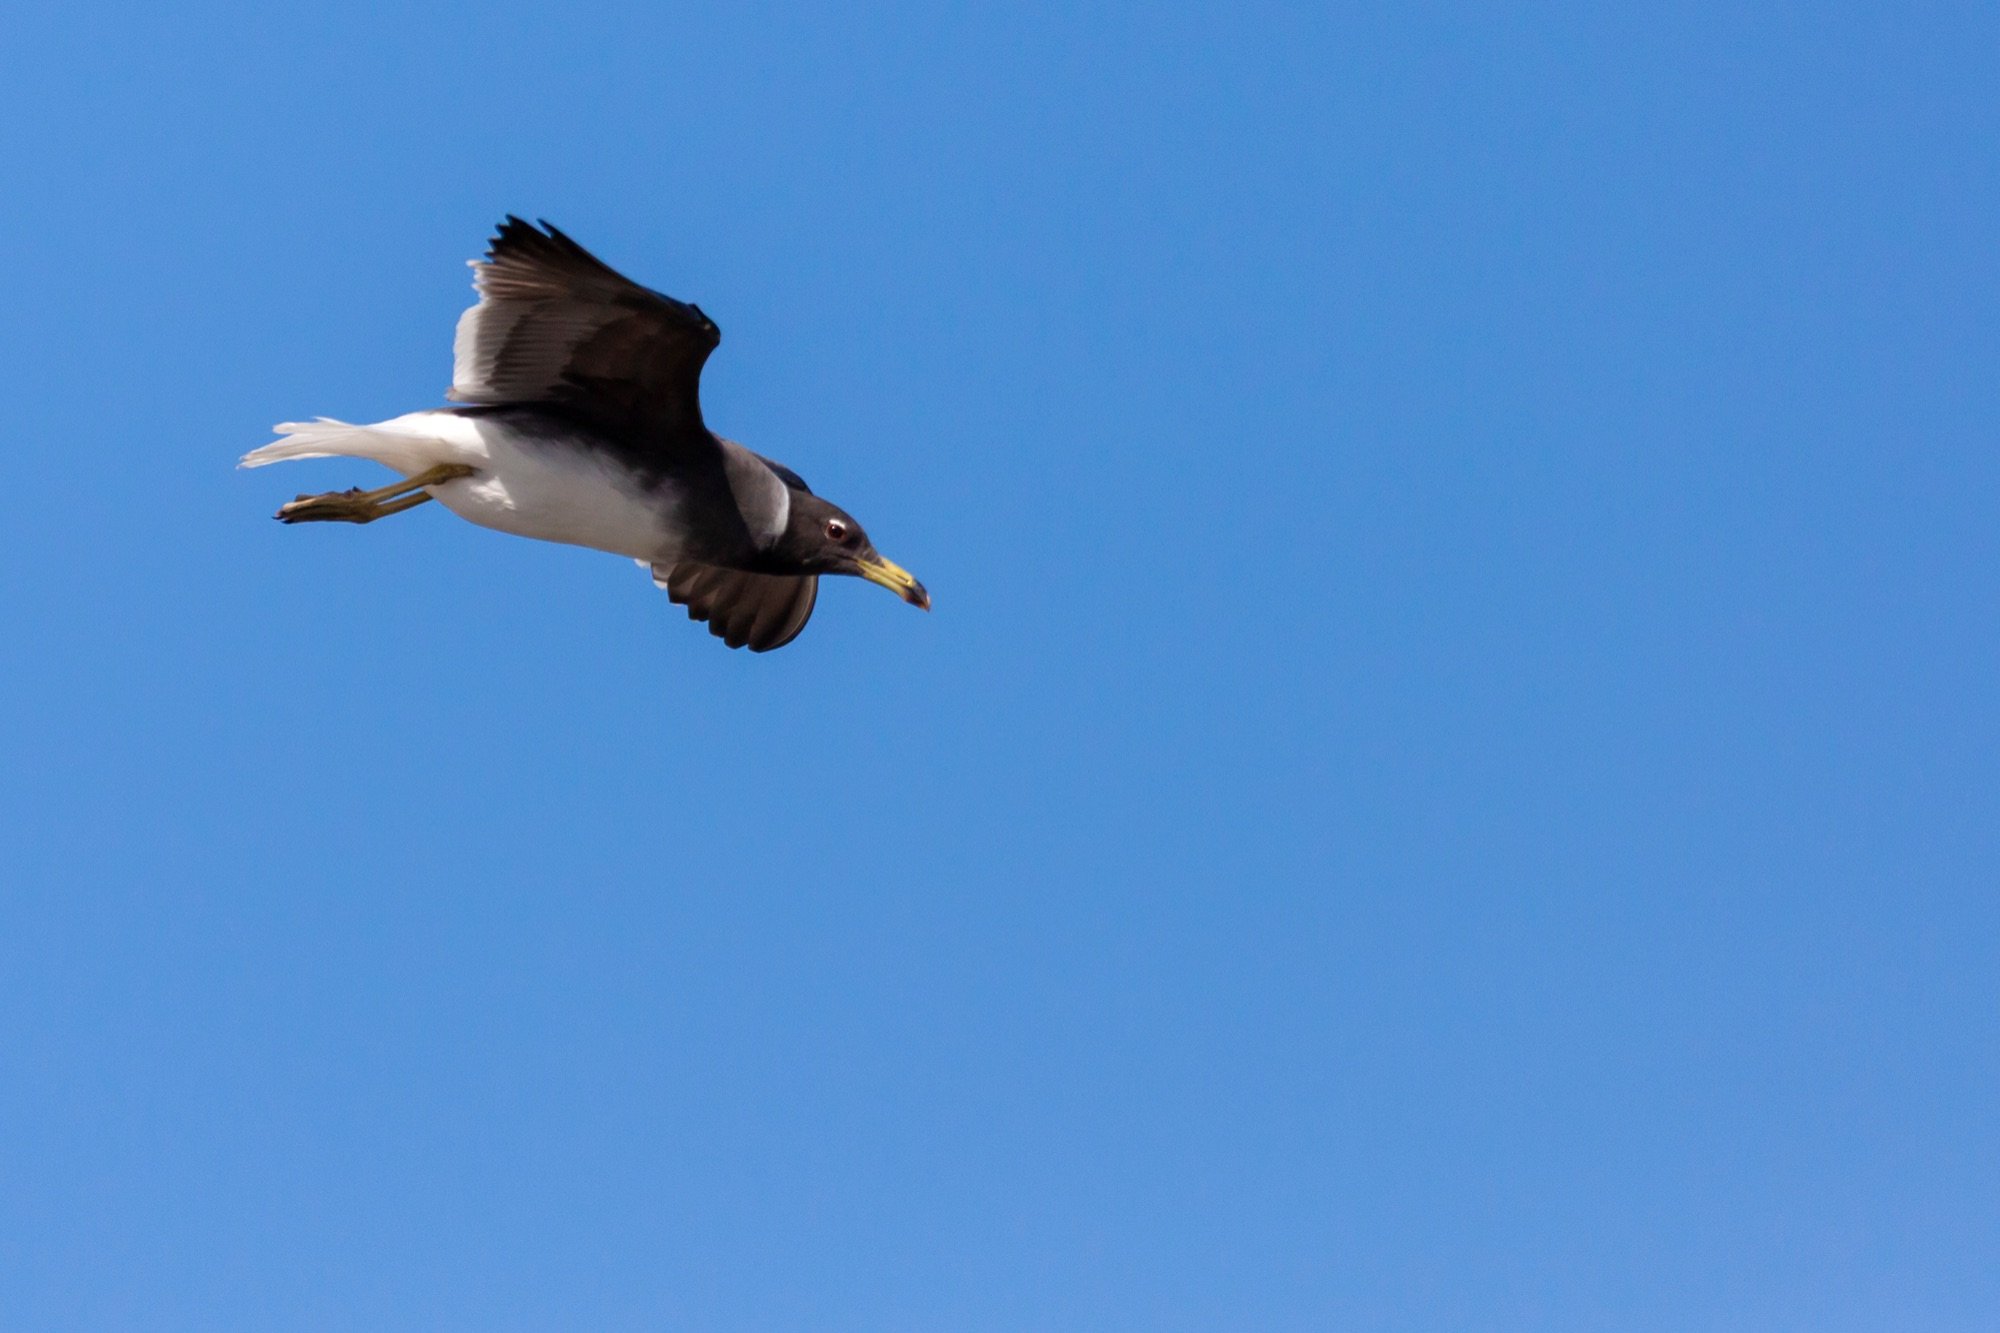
[275,463,475,525]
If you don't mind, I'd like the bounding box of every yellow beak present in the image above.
[856,555,931,610]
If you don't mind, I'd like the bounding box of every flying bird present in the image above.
[242,217,928,651]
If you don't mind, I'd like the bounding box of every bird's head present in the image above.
[774,492,930,610]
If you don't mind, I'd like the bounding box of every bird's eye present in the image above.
[825,519,848,542]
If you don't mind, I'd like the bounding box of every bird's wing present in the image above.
[450,217,719,441]
[650,562,819,652]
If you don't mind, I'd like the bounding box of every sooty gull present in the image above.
[242,217,929,652]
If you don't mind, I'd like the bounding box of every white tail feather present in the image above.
[241,417,363,467]
[240,412,472,476]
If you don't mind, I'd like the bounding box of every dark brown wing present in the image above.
[651,562,819,652]
[450,217,719,441]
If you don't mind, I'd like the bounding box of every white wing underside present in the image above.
[450,297,609,405]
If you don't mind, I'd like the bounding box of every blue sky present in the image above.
[2,2,1996,1327]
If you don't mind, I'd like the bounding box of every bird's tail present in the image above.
[240,415,449,475]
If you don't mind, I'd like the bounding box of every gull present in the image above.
[243,217,929,651]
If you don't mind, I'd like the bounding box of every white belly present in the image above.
[395,412,681,562]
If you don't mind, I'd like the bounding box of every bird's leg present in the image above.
[276,463,476,525]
